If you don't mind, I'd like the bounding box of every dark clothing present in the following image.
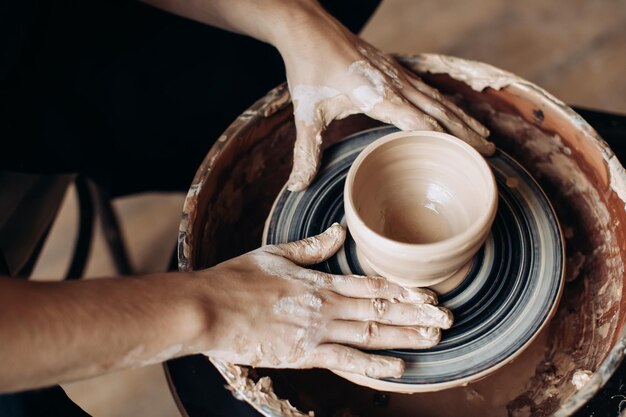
[0,0,379,415]
[0,386,90,417]
[1,0,380,197]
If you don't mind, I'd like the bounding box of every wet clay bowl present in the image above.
[344,130,497,287]
[172,54,626,417]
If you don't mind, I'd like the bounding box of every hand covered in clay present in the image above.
[193,224,452,378]
[279,8,494,191]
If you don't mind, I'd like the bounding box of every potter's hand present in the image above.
[194,224,452,378]
[139,0,493,191]
[279,8,494,191]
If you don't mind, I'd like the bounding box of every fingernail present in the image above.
[287,172,308,192]
[439,307,454,329]
[401,287,438,305]
[476,124,490,137]
[424,115,444,132]
[482,141,496,156]
[418,305,454,328]
[327,223,344,235]
[287,163,318,192]
[416,326,441,341]
[321,224,345,245]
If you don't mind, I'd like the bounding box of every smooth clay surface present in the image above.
[176,54,626,417]
[344,130,497,287]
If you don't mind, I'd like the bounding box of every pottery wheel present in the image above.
[263,126,564,390]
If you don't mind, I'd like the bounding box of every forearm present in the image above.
[139,0,337,52]
[0,274,203,392]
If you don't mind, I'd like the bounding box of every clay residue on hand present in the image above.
[571,370,592,390]
[291,85,340,127]
[348,60,394,112]
[402,53,534,95]
[273,293,323,317]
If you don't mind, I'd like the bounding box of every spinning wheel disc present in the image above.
[264,126,564,391]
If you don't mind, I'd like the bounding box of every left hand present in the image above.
[191,224,452,377]
[276,6,494,191]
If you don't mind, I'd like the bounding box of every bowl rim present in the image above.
[344,130,498,254]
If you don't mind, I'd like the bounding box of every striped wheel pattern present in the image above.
[264,126,563,386]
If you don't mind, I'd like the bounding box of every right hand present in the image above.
[191,224,453,379]
[277,6,493,192]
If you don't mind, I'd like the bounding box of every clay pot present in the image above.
[344,130,497,287]
[173,54,626,417]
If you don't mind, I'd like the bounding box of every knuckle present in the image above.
[365,276,388,294]
[371,298,389,319]
[439,106,456,121]
[317,290,337,311]
[418,325,440,339]
[420,327,441,344]
[422,114,439,128]
[306,350,324,368]
[360,321,379,345]
[341,348,357,366]
[315,272,335,288]
[320,345,352,367]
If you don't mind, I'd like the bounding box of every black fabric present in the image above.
[0,386,90,417]
[0,173,74,277]
[1,0,381,197]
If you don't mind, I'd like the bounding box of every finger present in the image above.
[329,297,453,328]
[287,119,324,192]
[366,94,445,132]
[309,274,438,305]
[325,320,441,349]
[308,343,404,378]
[401,85,495,156]
[404,72,491,138]
[265,223,346,266]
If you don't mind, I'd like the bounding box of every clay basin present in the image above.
[176,54,626,417]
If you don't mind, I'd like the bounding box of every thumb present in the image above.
[287,119,324,192]
[265,223,346,266]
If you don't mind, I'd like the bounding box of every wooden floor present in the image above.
[32,1,626,416]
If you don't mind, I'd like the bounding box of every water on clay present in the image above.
[363,179,472,245]
[381,201,457,244]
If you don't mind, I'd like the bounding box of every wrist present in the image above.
[269,7,363,85]
[171,270,220,354]
[268,2,349,56]
[153,271,212,354]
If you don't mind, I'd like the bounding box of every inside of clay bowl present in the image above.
[177,55,626,417]
[348,132,494,245]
